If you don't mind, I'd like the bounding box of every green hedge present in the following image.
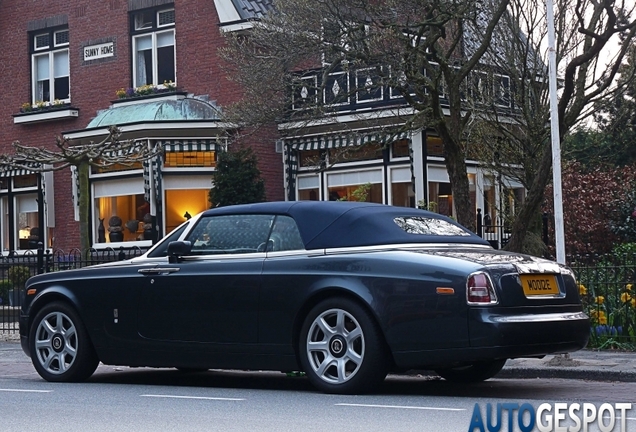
[0,280,12,305]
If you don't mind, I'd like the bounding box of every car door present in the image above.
[137,214,274,345]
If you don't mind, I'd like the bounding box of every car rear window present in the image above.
[393,216,471,236]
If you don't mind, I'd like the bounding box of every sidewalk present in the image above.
[499,349,636,382]
[2,332,636,382]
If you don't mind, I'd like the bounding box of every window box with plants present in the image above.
[112,81,186,106]
[13,100,78,124]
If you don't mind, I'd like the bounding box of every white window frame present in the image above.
[132,8,176,88]
[31,29,70,105]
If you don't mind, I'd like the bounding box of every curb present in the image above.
[498,367,636,383]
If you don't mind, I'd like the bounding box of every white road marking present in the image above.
[0,388,51,393]
[336,403,465,411]
[141,394,244,401]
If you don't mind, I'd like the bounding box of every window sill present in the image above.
[111,91,188,107]
[91,240,153,250]
[13,107,79,124]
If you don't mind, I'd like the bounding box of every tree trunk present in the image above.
[505,140,553,253]
[435,110,475,232]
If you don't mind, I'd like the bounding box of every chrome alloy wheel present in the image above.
[305,308,365,385]
[33,311,78,375]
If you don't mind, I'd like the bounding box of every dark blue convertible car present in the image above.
[20,201,589,394]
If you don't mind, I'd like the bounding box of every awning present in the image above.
[0,161,41,178]
[158,139,226,152]
[286,131,410,151]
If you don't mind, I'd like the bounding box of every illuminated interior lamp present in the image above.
[183,211,192,220]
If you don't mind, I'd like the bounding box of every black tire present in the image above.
[29,301,99,382]
[298,297,388,394]
[435,359,507,383]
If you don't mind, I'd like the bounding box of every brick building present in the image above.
[0,0,524,253]
[0,0,284,252]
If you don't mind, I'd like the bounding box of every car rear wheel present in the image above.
[435,359,507,383]
[299,297,388,394]
[29,302,99,382]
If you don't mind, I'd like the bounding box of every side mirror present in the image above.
[167,241,192,263]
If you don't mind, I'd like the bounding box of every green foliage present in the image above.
[8,266,31,289]
[337,183,372,202]
[564,129,636,169]
[609,185,636,243]
[350,183,371,202]
[585,46,636,169]
[0,280,11,304]
[209,146,266,207]
[417,200,438,212]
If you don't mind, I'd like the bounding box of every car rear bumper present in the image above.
[392,309,590,370]
[468,308,590,349]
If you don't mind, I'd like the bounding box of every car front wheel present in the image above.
[435,359,507,383]
[299,297,388,394]
[29,302,99,382]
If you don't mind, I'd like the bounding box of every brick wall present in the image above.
[0,0,284,251]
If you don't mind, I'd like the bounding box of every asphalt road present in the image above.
[1,341,634,432]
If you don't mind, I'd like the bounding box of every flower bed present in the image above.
[571,244,636,350]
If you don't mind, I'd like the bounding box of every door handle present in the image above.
[138,268,181,275]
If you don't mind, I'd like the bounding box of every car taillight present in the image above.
[467,272,497,304]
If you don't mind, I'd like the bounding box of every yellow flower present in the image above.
[594,296,605,305]
[632,299,636,309]
[578,284,587,295]
[589,310,607,325]
[626,284,633,292]
[621,292,632,303]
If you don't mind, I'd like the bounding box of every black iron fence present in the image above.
[475,209,551,251]
[0,245,148,334]
[569,253,636,349]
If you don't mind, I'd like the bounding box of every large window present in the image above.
[93,178,146,244]
[165,189,209,233]
[31,28,70,104]
[131,8,175,88]
[326,170,383,203]
[0,174,43,252]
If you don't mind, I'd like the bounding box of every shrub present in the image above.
[544,161,636,255]
[0,280,11,304]
[8,266,32,289]
[209,146,266,207]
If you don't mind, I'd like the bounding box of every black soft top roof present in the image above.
[201,201,490,250]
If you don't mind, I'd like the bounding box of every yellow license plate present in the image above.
[520,274,559,296]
